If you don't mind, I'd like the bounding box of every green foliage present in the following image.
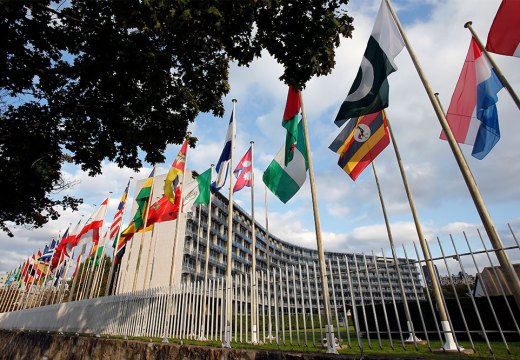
[1,0,354,235]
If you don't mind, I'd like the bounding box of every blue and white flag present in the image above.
[39,239,57,262]
[211,108,235,192]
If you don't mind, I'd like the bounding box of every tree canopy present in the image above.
[0,0,354,236]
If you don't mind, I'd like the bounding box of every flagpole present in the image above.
[223,99,237,348]
[54,249,71,304]
[133,166,156,291]
[194,204,202,280]
[78,244,95,301]
[371,161,419,347]
[90,229,109,298]
[106,176,133,296]
[143,196,160,289]
[249,141,258,344]
[264,184,271,272]
[386,119,457,350]
[38,243,56,306]
[385,0,520,309]
[70,246,86,301]
[169,134,191,287]
[299,92,338,354]
[142,198,160,290]
[199,164,214,340]
[464,21,520,110]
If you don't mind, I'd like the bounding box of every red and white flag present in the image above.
[486,0,520,57]
[75,198,109,247]
[233,146,253,193]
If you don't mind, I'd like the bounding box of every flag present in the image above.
[182,168,211,212]
[263,120,308,203]
[147,195,179,226]
[283,86,301,165]
[164,140,188,204]
[335,0,404,126]
[131,168,155,230]
[56,219,82,260]
[441,38,504,159]
[233,147,253,192]
[486,0,520,57]
[211,109,235,192]
[329,110,390,180]
[39,239,56,262]
[75,198,109,247]
[110,180,130,248]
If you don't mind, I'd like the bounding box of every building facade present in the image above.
[116,172,424,305]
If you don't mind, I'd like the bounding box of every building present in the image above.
[474,264,520,297]
[116,173,424,305]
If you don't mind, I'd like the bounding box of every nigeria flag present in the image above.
[335,0,404,126]
[263,120,308,203]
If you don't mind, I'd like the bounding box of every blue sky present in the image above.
[1,0,519,274]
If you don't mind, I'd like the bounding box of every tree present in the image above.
[1,0,354,236]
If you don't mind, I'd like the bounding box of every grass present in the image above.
[106,329,520,360]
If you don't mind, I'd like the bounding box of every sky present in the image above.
[1,0,519,276]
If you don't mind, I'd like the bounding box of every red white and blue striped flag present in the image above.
[110,180,130,247]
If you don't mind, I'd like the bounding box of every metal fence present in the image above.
[0,227,519,355]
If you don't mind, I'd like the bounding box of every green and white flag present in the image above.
[263,120,308,203]
[182,168,211,212]
[335,0,404,126]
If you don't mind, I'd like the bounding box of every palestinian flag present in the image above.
[263,120,308,203]
[335,1,404,126]
[282,86,301,165]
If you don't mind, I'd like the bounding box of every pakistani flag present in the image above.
[182,168,211,212]
[263,120,308,203]
[335,0,404,126]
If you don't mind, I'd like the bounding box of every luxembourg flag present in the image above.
[441,38,504,160]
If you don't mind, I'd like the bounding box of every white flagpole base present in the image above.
[325,324,338,354]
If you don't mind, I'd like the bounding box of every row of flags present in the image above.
[3,0,517,298]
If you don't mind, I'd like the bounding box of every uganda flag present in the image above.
[334,1,404,126]
[329,110,390,180]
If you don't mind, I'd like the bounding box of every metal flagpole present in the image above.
[223,99,237,348]
[464,21,520,110]
[142,196,160,290]
[194,204,202,279]
[38,243,57,306]
[169,134,191,287]
[371,161,418,348]
[69,248,85,301]
[249,141,258,344]
[106,176,133,296]
[299,91,338,354]
[386,118,457,350]
[264,183,273,340]
[200,164,214,340]
[90,229,110,298]
[384,0,520,309]
[55,249,73,304]
[133,166,156,291]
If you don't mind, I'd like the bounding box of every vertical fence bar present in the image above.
[299,264,308,347]
[292,265,300,347]
[354,254,371,349]
[328,259,341,347]
[261,271,266,343]
[286,266,293,346]
[448,235,493,353]
[345,255,363,352]
[476,229,520,337]
[381,250,406,349]
[402,245,430,350]
[372,251,393,350]
[435,237,475,351]
[337,258,351,349]
[313,262,323,344]
[364,254,382,350]
[279,267,285,346]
